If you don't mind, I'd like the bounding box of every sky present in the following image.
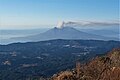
[0,0,119,29]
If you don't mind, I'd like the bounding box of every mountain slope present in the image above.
[81,29,119,38]
[11,27,118,43]
[51,48,120,80]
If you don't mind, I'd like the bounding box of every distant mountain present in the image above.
[81,29,119,38]
[9,27,118,43]
[1,21,119,44]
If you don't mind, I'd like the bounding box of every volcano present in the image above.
[10,26,118,43]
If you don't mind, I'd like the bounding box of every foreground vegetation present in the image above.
[51,48,120,80]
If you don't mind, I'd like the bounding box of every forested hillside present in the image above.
[0,39,120,80]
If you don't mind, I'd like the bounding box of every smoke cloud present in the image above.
[58,21,120,27]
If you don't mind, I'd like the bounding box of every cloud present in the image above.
[63,20,120,27]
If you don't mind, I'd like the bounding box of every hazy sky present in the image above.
[0,0,119,29]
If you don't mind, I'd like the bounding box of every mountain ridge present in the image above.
[51,48,120,80]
